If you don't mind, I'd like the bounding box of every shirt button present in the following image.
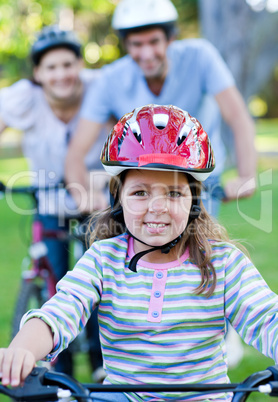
[156,271,163,279]
[154,291,161,298]
[152,311,159,318]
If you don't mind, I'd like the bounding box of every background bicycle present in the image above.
[0,182,103,381]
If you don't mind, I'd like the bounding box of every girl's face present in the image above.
[120,169,192,262]
[34,48,83,101]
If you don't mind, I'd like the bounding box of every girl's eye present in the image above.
[168,191,182,198]
[134,190,148,197]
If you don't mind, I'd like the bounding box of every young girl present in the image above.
[0,104,277,401]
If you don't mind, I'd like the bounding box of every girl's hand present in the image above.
[0,347,35,387]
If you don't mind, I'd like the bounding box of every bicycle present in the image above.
[0,182,84,336]
[1,365,278,401]
[0,181,102,377]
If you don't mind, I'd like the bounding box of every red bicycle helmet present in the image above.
[101,104,215,181]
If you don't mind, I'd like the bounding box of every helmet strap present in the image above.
[111,205,125,225]
[127,229,183,273]
[110,190,125,226]
[187,203,201,226]
[127,196,200,273]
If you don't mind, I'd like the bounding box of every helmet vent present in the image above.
[130,121,142,144]
[177,124,192,146]
[153,114,169,130]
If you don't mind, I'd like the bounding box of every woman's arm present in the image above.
[0,318,54,387]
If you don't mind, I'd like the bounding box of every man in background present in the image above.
[65,0,256,218]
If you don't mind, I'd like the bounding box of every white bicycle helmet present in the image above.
[112,0,178,36]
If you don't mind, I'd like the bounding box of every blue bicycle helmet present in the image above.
[30,25,82,65]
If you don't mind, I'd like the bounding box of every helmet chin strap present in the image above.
[126,199,201,273]
[126,230,183,272]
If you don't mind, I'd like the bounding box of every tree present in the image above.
[0,0,117,84]
[197,0,278,163]
[198,0,278,101]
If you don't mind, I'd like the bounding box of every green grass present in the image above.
[218,170,278,401]
[0,156,30,185]
[0,122,278,401]
[256,119,278,154]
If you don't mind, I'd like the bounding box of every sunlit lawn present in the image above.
[0,120,278,401]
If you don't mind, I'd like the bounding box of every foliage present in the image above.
[258,67,278,118]
[0,0,198,86]
[0,0,114,83]
[198,0,278,116]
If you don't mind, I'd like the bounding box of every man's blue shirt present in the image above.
[81,38,235,175]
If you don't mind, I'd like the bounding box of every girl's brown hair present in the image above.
[87,172,230,298]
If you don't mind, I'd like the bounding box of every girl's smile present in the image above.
[145,221,169,234]
[120,169,192,262]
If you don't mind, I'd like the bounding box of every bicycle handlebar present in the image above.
[0,180,227,200]
[0,181,66,197]
[0,180,88,220]
[1,366,278,402]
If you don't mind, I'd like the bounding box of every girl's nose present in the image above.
[149,196,168,214]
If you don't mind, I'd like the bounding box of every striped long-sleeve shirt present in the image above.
[22,233,278,401]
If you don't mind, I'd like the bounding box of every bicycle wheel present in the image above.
[11,280,45,339]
